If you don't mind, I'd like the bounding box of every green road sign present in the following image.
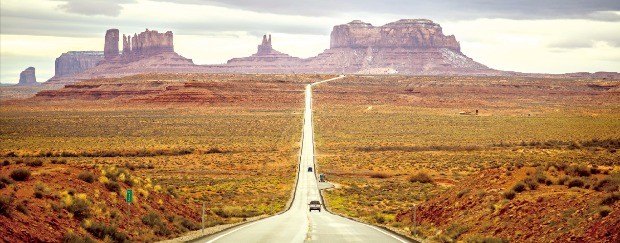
[126,189,133,203]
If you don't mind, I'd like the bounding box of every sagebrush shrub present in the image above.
[78,171,95,183]
[512,182,526,192]
[409,172,433,184]
[10,168,31,181]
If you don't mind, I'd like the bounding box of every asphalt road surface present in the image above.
[198,76,410,243]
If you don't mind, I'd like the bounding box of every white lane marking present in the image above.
[364,224,409,243]
[205,219,265,243]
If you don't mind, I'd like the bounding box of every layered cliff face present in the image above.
[50,51,104,79]
[122,29,174,57]
[73,29,192,79]
[330,19,460,51]
[42,19,496,83]
[303,19,491,75]
[222,19,491,75]
[18,67,37,85]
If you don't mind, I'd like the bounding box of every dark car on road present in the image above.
[308,200,321,212]
[307,167,313,172]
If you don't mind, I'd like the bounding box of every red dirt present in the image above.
[1,163,204,242]
[395,168,620,242]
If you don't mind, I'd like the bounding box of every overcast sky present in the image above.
[1,0,619,83]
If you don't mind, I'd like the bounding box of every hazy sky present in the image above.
[1,0,619,83]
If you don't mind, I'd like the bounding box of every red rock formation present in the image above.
[301,19,488,75]
[122,34,130,55]
[124,29,174,56]
[257,34,272,55]
[49,51,104,80]
[225,34,302,73]
[18,67,37,85]
[104,29,119,59]
[330,19,460,51]
[45,20,501,82]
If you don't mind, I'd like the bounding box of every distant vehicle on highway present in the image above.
[308,200,321,212]
[307,167,313,172]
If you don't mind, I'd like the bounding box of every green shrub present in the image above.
[166,186,178,197]
[512,182,527,192]
[374,214,386,224]
[51,159,67,165]
[2,160,10,166]
[534,171,549,184]
[567,178,585,188]
[62,232,95,243]
[0,195,14,217]
[523,177,539,190]
[84,222,128,242]
[142,211,164,227]
[369,172,391,179]
[443,223,469,241]
[594,175,620,192]
[104,181,121,193]
[558,176,569,185]
[466,235,510,243]
[567,164,591,177]
[177,217,200,231]
[78,171,95,183]
[503,190,516,200]
[0,176,14,185]
[601,192,620,205]
[409,172,433,184]
[26,159,43,167]
[167,214,200,232]
[66,196,91,220]
[34,182,50,199]
[598,206,612,217]
[16,200,29,215]
[10,168,31,181]
[142,210,172,236]
[212,206,260,218]
[457,189,471,198]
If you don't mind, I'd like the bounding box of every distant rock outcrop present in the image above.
[104,29,120,59]
[301,19,489,74]
[50,51,104,80]
[122,29,174,57]
[220,19,492,75]
[330,19,460,51]
[46,29,194,82]
[18,67,37,85]
[225,34,302,72]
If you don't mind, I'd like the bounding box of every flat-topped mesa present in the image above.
[330,19,461,52]
[52,51,104,78]
[104,29,120,59]
[121,29,174,57]
[257,34,273,55]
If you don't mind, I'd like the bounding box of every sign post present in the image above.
[202,201,205,234]
[126,189,133,214]
[412,203,417,237]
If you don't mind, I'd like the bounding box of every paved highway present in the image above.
[198,76,410,243]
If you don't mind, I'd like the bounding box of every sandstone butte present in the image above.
[18,67,37,85]
[46,19,620,84]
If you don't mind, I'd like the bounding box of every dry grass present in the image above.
[313,75,620,237]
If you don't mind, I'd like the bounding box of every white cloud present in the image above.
[443,18,620,73]
[1,0,619,83]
